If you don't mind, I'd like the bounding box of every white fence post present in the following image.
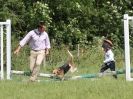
[6,19,11,80]
[0,25,4,79]
[0,19,11,80]
[124,14,133,81]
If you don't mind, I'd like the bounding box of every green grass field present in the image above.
[1,39,133,99]
[0,75,133,99]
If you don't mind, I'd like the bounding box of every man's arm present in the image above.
[14,45,22,55]
[14,31,32,55]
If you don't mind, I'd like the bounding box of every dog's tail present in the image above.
[67,50,73,65]
[66,50,77,73]
[67,50,78,73]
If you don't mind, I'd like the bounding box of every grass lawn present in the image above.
[7,41,133,99]
[0,74,133,99]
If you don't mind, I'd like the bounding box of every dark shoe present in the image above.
[113,74,117,79]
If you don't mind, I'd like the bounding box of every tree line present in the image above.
[0,0,133,48]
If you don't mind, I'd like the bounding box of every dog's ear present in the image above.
[58,68,62,71]
[53,69,58,74]
[53,68,61,75]
[57,68,61,74]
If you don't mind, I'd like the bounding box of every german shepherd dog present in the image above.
[52,50,77,80]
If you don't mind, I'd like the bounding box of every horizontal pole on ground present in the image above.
[11,70,54,77]
[11,69,133,80]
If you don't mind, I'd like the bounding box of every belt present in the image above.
[32,50,40,52]
[32,49,44,52]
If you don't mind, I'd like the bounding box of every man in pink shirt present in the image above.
[14,21,51,81]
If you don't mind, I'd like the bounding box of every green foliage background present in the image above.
[1,1,133,99]
[1,0,133,48]
[0,0,132,72]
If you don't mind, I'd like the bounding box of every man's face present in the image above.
[38,25,45,33]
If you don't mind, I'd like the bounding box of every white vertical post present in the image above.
[0,25,4,79]
[6,19,11,80]
[0,19,11,80]
[124,14,133,81]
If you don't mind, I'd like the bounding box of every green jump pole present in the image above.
[72,68,133,79]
